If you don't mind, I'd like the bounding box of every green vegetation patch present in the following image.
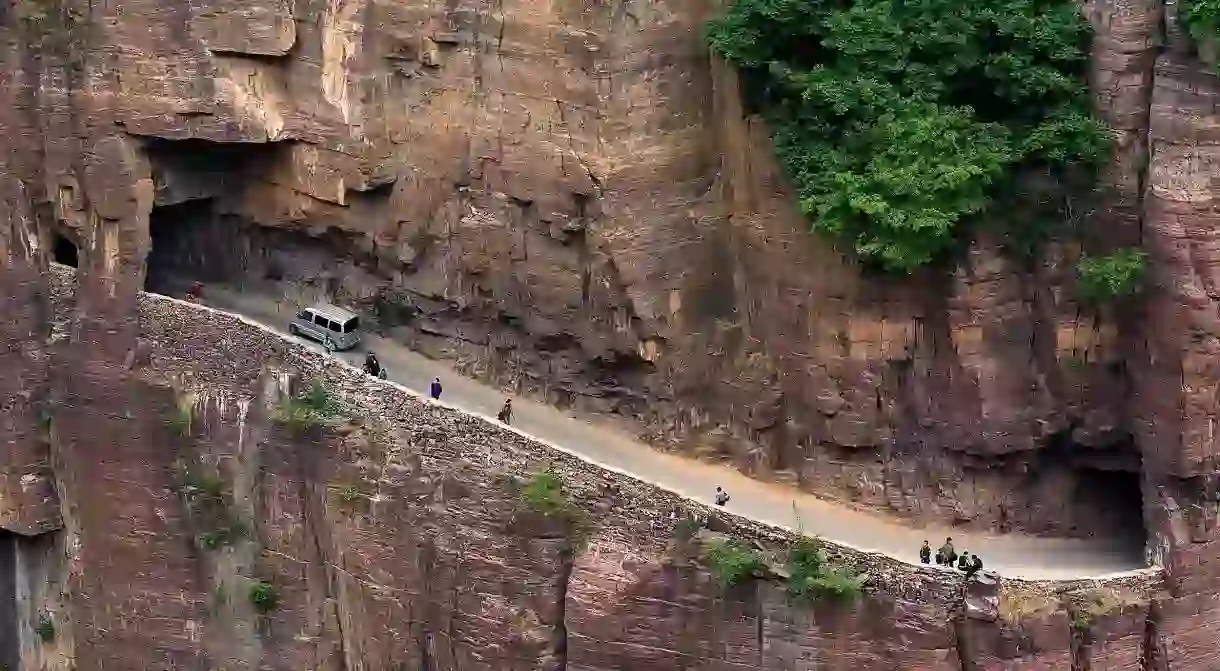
[706,538,764,587]
[706,0,1109,271]
[1182,0,1220,64]
[35,613,54,643]
[248,581,279,613]
[516,469,591,548]
[274,383,340,436]
[786,538,865,603]
[1077,248,1146,303]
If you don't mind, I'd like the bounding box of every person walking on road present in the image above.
[714,487,730,506]
[919,540,932,564]
[429,377,443,400]
[497,398,513,424]
[363,352,382,378]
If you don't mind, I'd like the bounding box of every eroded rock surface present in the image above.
[5,0,1220,666]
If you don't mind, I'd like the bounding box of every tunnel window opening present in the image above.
[145,199,233,295]
[1029,432,1149,565]
[52,234,78,268]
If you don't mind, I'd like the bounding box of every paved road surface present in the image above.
[194,286,1150,580]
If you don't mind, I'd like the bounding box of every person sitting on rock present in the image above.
[714,487,731,507]
[920,540,932,564]
[957,551,972,571]
[964,555,983,579]
[938,537,956,566]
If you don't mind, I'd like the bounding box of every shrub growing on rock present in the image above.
[517,469,591,548]
[706,0,1108,271]
[786,538,865,603]
[706,539,764,587]
[248,581,279,613]
[1077,249,1146,303]
[274,383,339,436]
[34,613,54,643]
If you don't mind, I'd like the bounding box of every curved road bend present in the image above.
[193,286,1149,580]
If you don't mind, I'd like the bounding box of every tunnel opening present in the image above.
[52,233,78,268]
[145,199,239,294]
[1023,432,1149,562]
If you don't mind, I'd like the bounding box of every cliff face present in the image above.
[1,268,1163,671]
[0,0,1178,539]
[3,0,1220,666]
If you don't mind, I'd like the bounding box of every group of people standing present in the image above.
[920,537,984,578]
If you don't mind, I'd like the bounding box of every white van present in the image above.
[288,303,362,351]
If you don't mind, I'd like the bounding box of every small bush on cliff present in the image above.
[274,383,340,436]
[786,538,865,603]
[518,469,591,545]
[1077,248,1146,303]
[166,402,193,437]
[521,470,569,516]
[34,613,54,643]
[706,539,764,587]
[705,0,1108,271]
[248,582,279,613]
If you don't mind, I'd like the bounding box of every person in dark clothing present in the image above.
[429,377,442,400]
[919,540,932,564]
[964,554,983,580]
[938,537,957,566]
[363,352,381,378]
[957,552,972,571]
[497,399,513,424]
[714,487,730,506]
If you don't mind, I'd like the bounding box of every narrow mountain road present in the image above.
[195,285,1150,580]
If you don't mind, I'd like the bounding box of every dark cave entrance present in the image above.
[52,233,78,268]
[1030,433,1148,560]
[145,199,230,294]
[143,138,279,295]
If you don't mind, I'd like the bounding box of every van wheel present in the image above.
[289,325,299,337]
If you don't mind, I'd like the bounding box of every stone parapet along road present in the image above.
[188,283,1149,580]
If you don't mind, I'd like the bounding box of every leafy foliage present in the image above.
[521,470,571,517]
[1181,0,1220,62]
[34,613,54,643]
[248,582,279,613]
[706,0,1109,271]
[786,538,865,603]
[1077,249,1146,303]
[706,539,764,587]
[518,470,591,547]
[274,383,339,436]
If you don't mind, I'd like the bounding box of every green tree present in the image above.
[707,0,1109,272]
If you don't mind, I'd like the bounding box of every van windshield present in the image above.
[342,317,360,333]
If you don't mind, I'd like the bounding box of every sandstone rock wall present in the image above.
[0,265,1157,671]
[7,0,1220,666]
[1,0,1166,538]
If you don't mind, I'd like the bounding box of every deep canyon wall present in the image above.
[0,265,1168,671]
[1,0,1220,666]
[0,0,1178,538]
